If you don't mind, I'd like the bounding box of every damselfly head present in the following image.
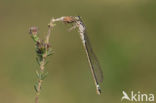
[74,16,81,21]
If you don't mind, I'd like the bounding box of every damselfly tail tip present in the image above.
[96,88,101,95]
[96,85,102,95]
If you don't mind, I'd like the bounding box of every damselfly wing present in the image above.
[76,16,104,94]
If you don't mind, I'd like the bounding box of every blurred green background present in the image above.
[0,0,156,103]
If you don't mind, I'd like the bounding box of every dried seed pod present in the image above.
[63,16,76,23]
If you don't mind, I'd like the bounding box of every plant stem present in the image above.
[34,19,54,103]
[35,58,45,103]
[31,17,75,103]
[35,95,39,103]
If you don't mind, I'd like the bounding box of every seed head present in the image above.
[29,26,38,35]
[63,16,76,23]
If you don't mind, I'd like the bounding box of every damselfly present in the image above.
[63,16,104,95]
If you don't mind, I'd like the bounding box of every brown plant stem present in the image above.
[35,95,39,103]
[35,18,54,103]
[33,16,76,103]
